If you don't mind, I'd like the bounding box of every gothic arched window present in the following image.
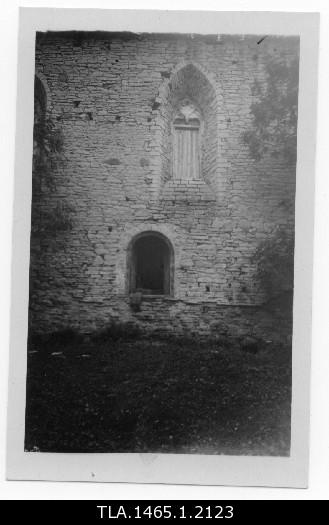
[173,100,201,181]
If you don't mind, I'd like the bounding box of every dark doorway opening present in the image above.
[129,233,173,296]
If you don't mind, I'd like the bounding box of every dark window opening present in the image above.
[33,76,47,193]
[129,233,173,296]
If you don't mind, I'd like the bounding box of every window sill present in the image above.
[129,293,174,300]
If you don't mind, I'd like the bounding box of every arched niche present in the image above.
[127,231,174,296]
[155,62,221,195]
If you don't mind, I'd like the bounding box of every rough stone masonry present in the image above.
[29,31,298,341]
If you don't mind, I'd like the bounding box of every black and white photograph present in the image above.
[6,8,319,487]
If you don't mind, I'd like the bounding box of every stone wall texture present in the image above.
[29,32,298,341]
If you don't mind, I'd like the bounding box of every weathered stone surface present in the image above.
[103,158,121,165]
[29,33,297,340]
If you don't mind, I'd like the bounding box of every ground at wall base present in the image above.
[25,331,291,456]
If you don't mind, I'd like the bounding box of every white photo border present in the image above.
[6,8,319,487]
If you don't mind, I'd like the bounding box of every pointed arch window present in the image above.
[173,100,201,181]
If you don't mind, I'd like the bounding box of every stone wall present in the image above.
[29,32,298,339]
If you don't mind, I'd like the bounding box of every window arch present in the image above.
[128,232,174,296]
[172,99,201,181]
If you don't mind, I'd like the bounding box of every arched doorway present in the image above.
[128,232,174,296]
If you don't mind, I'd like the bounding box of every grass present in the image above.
[25,329,291,456]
